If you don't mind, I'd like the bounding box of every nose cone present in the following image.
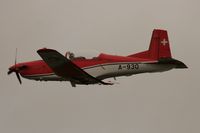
[8,65,17,75]
[8,64,28,74]
[8,63,28,84]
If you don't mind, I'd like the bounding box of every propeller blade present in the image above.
[15,48,17,66]
[7,69,14,75]
[15,72,22,84]
[8,48,24,84]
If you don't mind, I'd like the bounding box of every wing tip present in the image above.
[101,81,114,85]
[37,48,57,53]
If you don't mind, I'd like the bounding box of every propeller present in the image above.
[8,48,23,84]
[15,72,22,84]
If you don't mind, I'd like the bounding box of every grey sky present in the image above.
[0,0,199,133]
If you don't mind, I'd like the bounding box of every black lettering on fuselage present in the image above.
[118,63,139,70]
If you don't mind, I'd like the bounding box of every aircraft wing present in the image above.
[37,48,112,86]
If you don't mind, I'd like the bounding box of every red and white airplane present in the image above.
[8,29,187,87]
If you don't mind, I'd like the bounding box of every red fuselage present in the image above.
[10,54,157,80]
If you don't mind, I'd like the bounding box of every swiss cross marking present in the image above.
[161,39,168,46]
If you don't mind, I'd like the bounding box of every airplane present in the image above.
[8,29,187,87]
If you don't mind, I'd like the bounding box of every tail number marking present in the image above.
[118,64,139,70]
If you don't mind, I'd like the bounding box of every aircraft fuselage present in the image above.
[19,59,176,84]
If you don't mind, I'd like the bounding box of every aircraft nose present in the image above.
[8,65,16,75]
[8,64,28,84]
[8,64,28,75]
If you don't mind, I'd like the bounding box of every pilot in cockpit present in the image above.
[65,51,85,60]
[65,51,75,60]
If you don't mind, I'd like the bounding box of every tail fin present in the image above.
[149,29,172,60]
[128,29,172,60]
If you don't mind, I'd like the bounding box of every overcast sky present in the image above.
[0,0,200,133]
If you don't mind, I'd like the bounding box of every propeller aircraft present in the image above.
[8,29,187,87]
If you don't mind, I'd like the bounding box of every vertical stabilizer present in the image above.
[149,29,172,60]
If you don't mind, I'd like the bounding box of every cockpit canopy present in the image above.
[64,50,100,60]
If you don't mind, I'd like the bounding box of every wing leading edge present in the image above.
[37,48,112,86]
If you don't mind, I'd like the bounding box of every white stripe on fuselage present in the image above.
[22,62,175,82]
[83,62,174,79]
